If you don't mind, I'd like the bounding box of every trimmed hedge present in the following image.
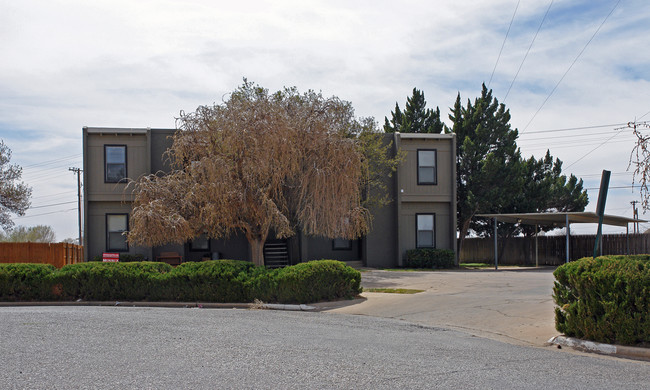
[404,249,455,269]
[0,260,361,304]
[0,263,57,301]
[553,255,650,346]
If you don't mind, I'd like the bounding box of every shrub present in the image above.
[162,260,257,302]
[553,255,650,346]
[0,263,57,301]
[53,262,173,301]
[271,260,362,303]
[404,249,455,269]
[0,259,361,304]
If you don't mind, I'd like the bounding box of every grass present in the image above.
[459,262,493,269]
[363,288,424,294]
[381,268,433,272]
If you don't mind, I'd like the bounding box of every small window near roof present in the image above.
[417,149,437,185]
[105,145,127,183]
[416,214,435,248]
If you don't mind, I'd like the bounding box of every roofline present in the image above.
[396,132,455,140]
[83,126,176,134]
[476,211,646,227]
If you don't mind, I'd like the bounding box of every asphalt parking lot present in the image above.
[2,306,649,389]
[318,267,558,347]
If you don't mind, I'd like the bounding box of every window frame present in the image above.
[332,238,353,251]
[415,213,436,249]
[189,235,211,252]
[104,144,127,183]
[417,149,437,185]
[106,213,129,252]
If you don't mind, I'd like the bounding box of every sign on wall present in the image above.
[102,253,120,262]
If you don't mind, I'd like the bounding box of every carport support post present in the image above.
[535,224,539,267]
[565,214,570,264]
[494,217,498,270]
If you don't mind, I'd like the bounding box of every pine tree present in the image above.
[447,84,522,260]
[384,88,443,133]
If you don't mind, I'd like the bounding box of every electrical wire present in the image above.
[521,0,622,133]
[521,123,627,135]
[503,0,553,102]
[29,200,77,209]
[14,208,77,219]
[488,0,520,88]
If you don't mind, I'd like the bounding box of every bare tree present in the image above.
[0,140,31,232]
[127,82,395,266]
[629,121,650,210]
[0,225,56,243]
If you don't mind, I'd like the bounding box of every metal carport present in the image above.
[475,212,646,269]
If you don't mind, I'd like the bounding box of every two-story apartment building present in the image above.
[83,127,456,268]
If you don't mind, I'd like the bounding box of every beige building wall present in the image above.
[394,133,457,265]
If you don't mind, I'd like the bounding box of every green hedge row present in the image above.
[553,255,650,346]
[0,260,361,304]
[404,249,455,269]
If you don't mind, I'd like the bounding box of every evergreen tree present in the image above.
[447,84,522,260]
[384,88,443,133]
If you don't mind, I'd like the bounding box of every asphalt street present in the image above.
[1,306,648,389]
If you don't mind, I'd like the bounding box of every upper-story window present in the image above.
[417,149,437,185]
[105,145,127,183]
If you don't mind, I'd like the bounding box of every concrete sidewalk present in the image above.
[315,268,558,347]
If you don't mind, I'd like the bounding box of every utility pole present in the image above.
[69,167,83,246]
[631,200,639,234]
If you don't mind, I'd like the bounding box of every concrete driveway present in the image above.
[316,267,558,347]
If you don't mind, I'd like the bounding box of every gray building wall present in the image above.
[83,127,457,267]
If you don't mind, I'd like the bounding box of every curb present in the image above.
[0,301,316,311]
[548,335,650,361]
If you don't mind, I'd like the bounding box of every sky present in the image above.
[1,0,649,241]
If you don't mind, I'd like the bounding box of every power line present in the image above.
[503,0,553,102]
[520,0,622,133]
[488,0,520,88]
[22,154,82,169]
[521,123,627,135]
[562,128,626,171]
[15,208,77,219]
[30,200,77,209]
[520,129,629,142]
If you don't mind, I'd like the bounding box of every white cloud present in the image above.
[2,0,650,238]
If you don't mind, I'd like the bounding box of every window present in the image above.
[417,149,437,185]
[416,214,435,248]
[105,145,127,183]
[106,214,128,251]
[190,235,210,251]
[332,238,352,250]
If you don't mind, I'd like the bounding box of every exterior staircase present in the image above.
[263,240,290,268]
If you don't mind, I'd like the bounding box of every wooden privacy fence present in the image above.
[460,233,650,266]
[0,242,83,268]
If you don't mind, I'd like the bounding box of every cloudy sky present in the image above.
[1,0,649,240]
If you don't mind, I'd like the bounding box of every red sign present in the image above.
[102,253,120,262]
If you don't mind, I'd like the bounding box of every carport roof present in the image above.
[476,212,645,227]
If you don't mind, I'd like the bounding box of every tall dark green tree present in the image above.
[447,84,522,260]
[471,150,589,239]
[384,88,443,133]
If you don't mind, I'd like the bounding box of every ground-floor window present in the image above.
[190,235,210,251]
[416,213,435,248]
[332,238,352,250]
[106,213,128,251]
